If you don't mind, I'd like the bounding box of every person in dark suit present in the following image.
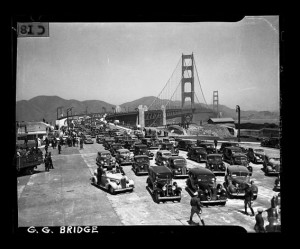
[189,191,205,225]
[58,142,61,154]
[244,183,255,216]
[254,208,266,233]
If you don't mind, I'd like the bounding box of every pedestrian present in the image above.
[45,144,48,154]
[80,137,83,149]
[244,183,255,216]
[254,208,266,233]
[214,139,218,153]
[73,136,76,147]
[52,139,55,149]
[189,191,205,226]
[44,152,49,172]
[58,142,61,154]
[48,152,54,169]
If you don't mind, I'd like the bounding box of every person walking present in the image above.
[189,191,205,226]
[44,153,49,172]
[48,152,54,169]
[244,183,255,216]
[58,142,61,154]
[80,137,83,149]
[254,208,266,233]
[45,143,48,154]
[52,139,55,149]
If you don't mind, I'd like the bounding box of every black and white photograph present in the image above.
[13,16,281,234]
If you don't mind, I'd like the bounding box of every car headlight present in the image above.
[172,185,176,190]
[100,160,104,164]
[162,186,167,191]
[116,180,120,185]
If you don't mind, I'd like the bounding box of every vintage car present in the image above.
[96,134,105,144]
[141,137,160,150]
[155,150,172,166]
[165,156,189,178]
[96,150,117,168]
[103,137,115,150]
[133,144,154,159]
[91,166,134,194]
[146,166,182,203]
[218,142,239,153]
[205,154,226,175]
[224,151,253,175]
[83,135,94,144]
[115,148,132,165]
[186,168,227,205]
[132,155,150,175]
[122,139,136,151]
[187,146,208,163]
[109,143,124,157]
[159,142,179,155]
[274,174,280,191]
[114,135,124,143]
[196,141,216,154]
[163,137,176,146]
[223,146,248,163]
[261,137,280,149]
[177,139,197,151]
[224,165,258,199]
[263,154,281,175]
[247,147,265,164]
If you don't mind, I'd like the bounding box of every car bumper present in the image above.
[157,194,181,201]
[135,169,148,175]
[173,173,189,178]
[119,160,132,165]
[201,199,227,204]
[114,186,134,193]
[210,170,226,174]
[267,170,280,175]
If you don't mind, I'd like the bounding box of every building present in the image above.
[207,118,235,127]
[16,121,51,141]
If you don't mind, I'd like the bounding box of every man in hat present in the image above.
[254,208,266,233]
[189,191,205,226]
[244,183,255,216]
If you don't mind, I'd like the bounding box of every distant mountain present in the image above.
[16,96,115,124]
[16,95,279,124]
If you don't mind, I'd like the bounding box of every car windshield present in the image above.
[163,152,172,156]
[231,172,249,177]
[254,149,264,153]
[101,153,111,157]
[235,156,247,162]
[231,148,242,153]
[208,156,222,162]
[195,149,206,153]
[174,159,186,165]
[120,151,130,156]
[197,175,214,182]
[136,158,149,163]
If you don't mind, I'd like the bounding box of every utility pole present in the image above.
[236,105,240,142]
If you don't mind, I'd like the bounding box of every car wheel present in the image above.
[109,186,115,195]
[136,168,139,175]
[197,157,200,163]
[155,192,159,203]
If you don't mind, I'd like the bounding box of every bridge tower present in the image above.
[181,53,194,126]
[213,91,219,117]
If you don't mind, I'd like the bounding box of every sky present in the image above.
[16,16,279,112]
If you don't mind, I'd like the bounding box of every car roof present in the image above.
[189,167,215,176]
[207,153,223,157]
[117,149,130,152]
[134,155,149,159]
[149,166,172,175]
[227,165,250,172]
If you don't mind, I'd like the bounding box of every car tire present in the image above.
[109,186,115,195]
[155,192,159,203]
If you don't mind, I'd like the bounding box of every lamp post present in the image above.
[236,105,240,142]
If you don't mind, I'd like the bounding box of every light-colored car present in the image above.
[91,167,134,194]
[263,154,280,175]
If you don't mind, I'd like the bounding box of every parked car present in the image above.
[122,139,136,151]
[187,146,208,163]
[218,142,239,153]
[96,134,105,144]
[223,148,253,175]
[261,137,280,149]
[163,137,176,146]
[84,135,94,144]
[103,137,115,150]
[159,142,179,155]
[247,147,265,164]
[96,150,116,168]
[186,167,227,205]
[115,148,132,165]
[196,141,216,154]
[177,139,197,151]
[133,144,154,159]
[132,155,150,175]
[91,166,134,194]
[223,146,246,163]
[263,154,281,175]
[141,137,160,150]
[224,165,258,199]
[165,156,189,178]
[114,135,124,143]
[206,154,226,175]
[146,166,182,203]
[155,150,172,166]
[109,143,124,157]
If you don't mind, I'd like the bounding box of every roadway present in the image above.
[17,139,280,232]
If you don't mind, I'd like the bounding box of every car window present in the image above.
[174,159,186,165]
[208,156,222,162]
[235,156,247,162]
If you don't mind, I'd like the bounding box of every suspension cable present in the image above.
[193,56,208,107]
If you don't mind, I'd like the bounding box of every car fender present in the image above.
[91,176,97,185]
